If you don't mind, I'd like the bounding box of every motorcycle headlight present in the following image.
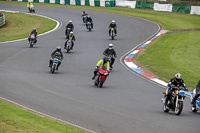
[100,72,103,74]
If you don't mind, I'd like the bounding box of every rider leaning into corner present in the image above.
[92,57,110,80]
[65,31,76,50]
[191,80,200,108]
[109,20,117,36]
[103,43,117,69]
[165,73,188,106]
[28,28,37,44]
[49,46,64,71]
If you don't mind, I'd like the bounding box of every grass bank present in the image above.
[0,1,200,30]
[0,11,57,42]
[139,31,200,89]
[0,100,87,133]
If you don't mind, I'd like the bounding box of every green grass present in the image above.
[0,100,87,133]
[0,11,57,42]
[0,1,200,30]
[139,31,200,89]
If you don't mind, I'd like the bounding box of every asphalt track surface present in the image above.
[0,4,200,133]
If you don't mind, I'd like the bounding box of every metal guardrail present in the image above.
[0,13,5,27]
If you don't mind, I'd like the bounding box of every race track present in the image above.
[0,4,199,133]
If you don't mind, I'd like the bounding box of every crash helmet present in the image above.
[69,20,72,23]
[70,31,73,35]
[112,20,115,23]
[103,56,109,63]
[83,11,85,13]
[56,46,61,52]
[108,43,113,49]
[33,28,36,31]
[175,73,182,82]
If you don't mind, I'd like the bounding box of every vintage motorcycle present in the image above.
[161,86,186,115]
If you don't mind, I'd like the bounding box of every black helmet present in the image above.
[83,11,85,13]
[103,56,109,63]
[33,28,36,31]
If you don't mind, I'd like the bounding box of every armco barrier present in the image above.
[0,13,5,27]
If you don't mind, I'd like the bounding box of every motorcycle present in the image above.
[28,5,35,13]
[110,28,116,40]
[107,55,113,70]
[94,66,109,88]
[50,57,61,74]
[161,86,186,115]
[30,34,36,48]
[190,89,200,112]
[86,22,92,31]
[82,15,87,24]
[65,40,73,53]
[65,28,71,38]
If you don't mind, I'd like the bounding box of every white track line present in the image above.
[0,96,97,133]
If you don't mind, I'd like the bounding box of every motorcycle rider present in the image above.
[27,2,34,11]
[191,80,200,108]
[28,28,37,44]
[66,20,74,35]
[165,73,188,107]
[103,43,117,69]
[109,20,117,36]
[86,15,93,29]
[65,31,76,50]
[49,46,63,71]
[92,57,110,80]
[81,11,88,23]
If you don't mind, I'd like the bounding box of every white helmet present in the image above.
[109,43,113,47]
[69,20,72,23]
[112,20,115,23]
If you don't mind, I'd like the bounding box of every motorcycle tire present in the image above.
[30,42,33,48]
[175,101,183,115]
[67,47,70,53]
[89,28,91,31]
[191,105,197,112]
[112,35,114,40]
[99,77,104,88]
[51,64,56,74]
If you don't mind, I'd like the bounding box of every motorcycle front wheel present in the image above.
[175,101,183,115]
[51,64,56,74]
[99,77,104,88]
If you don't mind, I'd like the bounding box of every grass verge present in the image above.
[0,99,87,133]
[138,31,200,89]
[0,11,57,42]
[0,1,200,30]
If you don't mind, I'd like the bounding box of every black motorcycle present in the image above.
[29,34,36,48]
[161,86,186,115]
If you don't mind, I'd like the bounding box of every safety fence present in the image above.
[12,0,116,7]
[116,1,200,15]
[11,0,200,15]
[0,13,5,27]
